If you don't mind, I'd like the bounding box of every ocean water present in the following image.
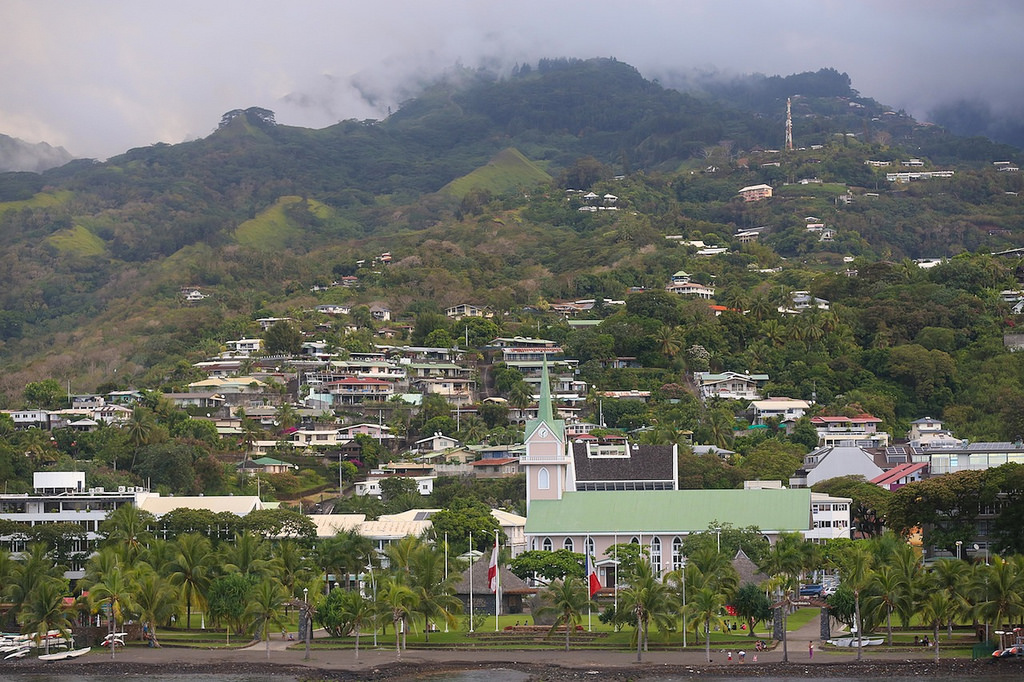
[8,674,1021,682]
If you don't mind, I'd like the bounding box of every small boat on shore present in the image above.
[38,646,91,661]
[3,645,31,660]
[827,636,885,647]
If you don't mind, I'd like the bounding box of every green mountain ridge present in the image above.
[0,57,1021,400]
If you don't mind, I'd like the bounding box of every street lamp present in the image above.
[955,540,963,561]
[715,527,722,554]
[302,587,311,660]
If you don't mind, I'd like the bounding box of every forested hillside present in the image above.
[0,55,1022,436]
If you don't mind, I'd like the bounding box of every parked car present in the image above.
[799,584,824,597]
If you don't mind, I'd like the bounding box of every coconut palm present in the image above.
[133,568,179,647]
[335,589,373,658]
[972,555,1024,636]
[929,558,971,640]
[269,539,312,601]
[17,578,70,654]
[655,324,684,360]
[166,533,212,630]
[91,565,138,659]
[690,585,727,663]
[378,578,417,656]
[507,381,534,411]
[619,558,673,662]
[99,503,155,566]
[384,535,427,579]
[408,545,461,642]
[866,564,904,646]
[245,578,288,659]
[918,589,956,664]
[5,543,66,625]
[222,531,270,578]
[537,576,593,652]
[319,529,375,591]
[125,407,155,471]
[843,544,873,661]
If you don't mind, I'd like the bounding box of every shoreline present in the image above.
[4,651,1020,680]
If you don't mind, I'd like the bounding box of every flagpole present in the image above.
[613,534,618,615]
[444,532,449,633]
[469,531,474,633]
[494,530,500,632]
[587,534,592,632]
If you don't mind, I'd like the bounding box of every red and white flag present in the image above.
[586,552,602,597]
[487,539,499,593]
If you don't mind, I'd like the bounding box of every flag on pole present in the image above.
[487,538,499,593]
[586,552,602,597]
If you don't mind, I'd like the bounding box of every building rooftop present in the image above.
[526,489,811,534]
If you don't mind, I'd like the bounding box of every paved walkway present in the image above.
[49,619,928,673]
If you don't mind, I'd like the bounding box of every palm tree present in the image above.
[972,555,1024,637]
[320,530,375,592]
[91,565,138,659]
[125,407,155,471]
[99,503,155,566]
[705,408,735,450]
[245,579,288,659]
[761,319,785,346]
[335,589,372,658]
[17,578,71,654]
[140,538,177,576]
[133,568,178,647]
[537,576,593,651]
[890,543,923,629]
[918,589,956,664]
[866,564,903,646]
[384,535,427,579]
[619,558,673,662]
[760,534,810,663]
[222,531,270,578]
[690,586,727,663]
[458,415,488,444]
[507,381,533,411]
[269,539,311,602]
[930,558,970,640]
[843,544,873,661]
[166,533,212,630]
[655,324,684,361]
[4,543,64,619]
[378,578,417,656]
[274,402,299,434]
[408,545,461,642]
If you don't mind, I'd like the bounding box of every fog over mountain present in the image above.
[0,134,73,173]
[3,1,1023,159]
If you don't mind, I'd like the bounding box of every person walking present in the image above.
[808,641,814,659]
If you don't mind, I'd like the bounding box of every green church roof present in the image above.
[524,358,563,438]
[526,489,811,534]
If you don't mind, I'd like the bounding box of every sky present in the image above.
[4,0,1023,159]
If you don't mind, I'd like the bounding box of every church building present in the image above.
[522,362,812,587]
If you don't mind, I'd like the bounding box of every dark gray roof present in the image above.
[732,548,768,586]
[454,554,531,594]
[571,442,675,483]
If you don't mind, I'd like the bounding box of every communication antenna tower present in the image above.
[785,97,794,151]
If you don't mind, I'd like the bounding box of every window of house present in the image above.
[585,537,595,559]
[672,537,684,571]
[542,537,552,552]
[563,537,574,552]
[650,537,662,574]
[538,467,550,490]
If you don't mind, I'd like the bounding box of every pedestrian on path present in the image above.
[809,641,814,659]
